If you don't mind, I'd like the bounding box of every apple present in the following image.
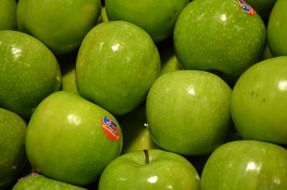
[174,0,266,82]
[118,103,158,153]
[17,0,101,54]
[146,70,232,156]
[201,140,287,190]
[98,149,200,190]
[25,91,123,186]
[76,20,160,116]
[100,7,109,23]
[0,30,61,119]
[105,0,189,42]
[12,173,86,190]
[267,0,287,56]
[231,56,287,145]
[0,108,26,189]
[245,0,277,21]
[0,0,17,30]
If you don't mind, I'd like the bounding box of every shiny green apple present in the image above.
[26,91,122,186]
[98,149,200,190]
[146,70,232,156]
[0,0,17,30]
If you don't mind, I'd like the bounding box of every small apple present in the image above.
[0,0,17,30]
[26,91,123,186]
[0,108,26,189]
[174,0,266,81]
[0,30,61,119]
[100,7,109,23]
[17,0,101,54]
[231,56,287,145]
[118,104,158,153]
[105,0,189,42]
[76,21,160,115]
[12,173,86,190]
[98,149,200,190]
[146,70,232,156]
[201,140,287,190]
[267,0,287,56]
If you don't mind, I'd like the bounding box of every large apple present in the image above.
[146,70,232,156]
[267,0,287,56]
[174,0,266,82]
[98,149,200,190]
[201,140,287,190]
[17,0,101,54]
[25,91,123,186]
[76,21,160,116]
[0,0,17,30]
[12,173,86,190]
[105,0,189,42]
[231,56,287,145]
[0,30,61,119]
[0,108,26,189]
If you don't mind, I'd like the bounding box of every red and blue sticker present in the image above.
[237,0,256,16]
[101,116,120,141]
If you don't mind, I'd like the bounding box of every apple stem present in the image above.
[144,149,150,164]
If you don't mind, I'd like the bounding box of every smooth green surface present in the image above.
[174,0,266,80]
[12,174,86,190]
[267,0,287,56]
[146,70,232,155]
[105,0,189,42]
[0,0,17,30]
[0,30,61,119]
[17,0,101,54]
[231,56,287,144]
[76,21,160,115]
[98,149,200,190]
[245,0,277,21]
[26,91,123,186]
[201,140,287,190]
[0,108,26,189]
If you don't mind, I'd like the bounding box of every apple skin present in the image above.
[105,0,189,42]
[0,30,61,119]
[17,0,101,54]
[12,174,87,190]
[26,91,123,186]
[0,0,17,30]
[231,56,287,145]
[98,149,200,190]
[174,0,266,81]
[76,21,160,116]
[267,0,287,56]
[146,70,232,156]
[201,140,287,190]
[0,108,26,189]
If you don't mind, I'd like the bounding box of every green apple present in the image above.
[17,0,101,54]
[245,0,277,21]
[100,7,109,23]
[26,91,123,186]
[0,30,61,119]
[267,0,287,56]
[76,21,160,115]
[98,149,200,190]
[0,0,17,30]
[105,0,189,42]
[12,173,86,190]
[146,70,232,156]
[201,140,287,190]
[174,0,266,81]
[231,56,287,145]
[61,66,78,94]
[118,104,158,153]
[0,108,26,189]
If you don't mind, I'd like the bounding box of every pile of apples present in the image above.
[1,0,287,189]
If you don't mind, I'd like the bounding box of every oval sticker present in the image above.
[237,0,256,16]
[101,116,120,141]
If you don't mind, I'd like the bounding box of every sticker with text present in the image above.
[237,0,256,16]
[101,116,120,141]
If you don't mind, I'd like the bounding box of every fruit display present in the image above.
[0,0,286,189]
